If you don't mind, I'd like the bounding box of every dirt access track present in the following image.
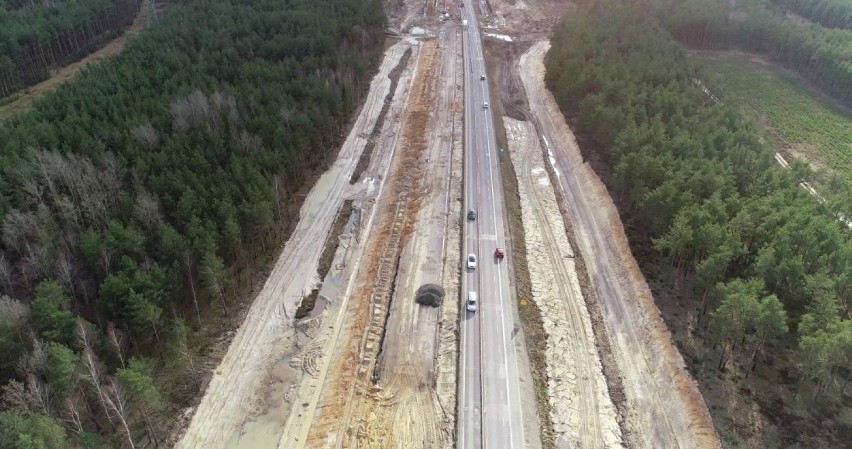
[517,41,721,448]
[0,0,153,117]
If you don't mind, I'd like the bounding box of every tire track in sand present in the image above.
[505,117,623,448]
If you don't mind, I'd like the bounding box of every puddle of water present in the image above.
[344,208,360,235]
[228,414,285,449]
[226,346,300,449]
[306,296,329,320]
[301,163,346,220]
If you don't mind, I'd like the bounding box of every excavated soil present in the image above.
[296,200,354,319]
[301,36,459,448]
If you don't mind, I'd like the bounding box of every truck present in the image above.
[462,19,468,29]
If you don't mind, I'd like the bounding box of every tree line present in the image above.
[651,0,852,107]
[547,2,850,445]
[0,0,385,446]
[0,0,141,99]
[769,0,852,31]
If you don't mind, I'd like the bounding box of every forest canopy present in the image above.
[0,0,141,97]
[0,0,385,445]
[548,1,851,445]
[769,0,852,30]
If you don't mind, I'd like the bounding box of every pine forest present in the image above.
[0,0,385,446]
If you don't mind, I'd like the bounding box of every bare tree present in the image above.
[21,242,50,286]
[133,193,163,234]
[107,322,126,369]
[63,391,86,433]
[79,328,113,425]
[183,251,202,327]
[21,177,44,205]
[102,377,135,449]
[34,151,61,210]
[272,175,285,222]
[210,90,238,124]
[0,294,28,321]
[17,337,47,378]
[30,150,121,231]
[55,194,80,229]
[131,124,161,150]
[171,90,237,132]
[233,130,263,155]
[1,380,34,414]
[76,320,92,350]
[0,253,12,293]
[171,90,212,132]
[173,320,200,391]
[1,376,56,419]
[2,209,39,253]
[99,247,115,277]
[56,253,78,306]
[26,373,52,415]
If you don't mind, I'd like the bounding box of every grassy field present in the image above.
[695,54,852,181]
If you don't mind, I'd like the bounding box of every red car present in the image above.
[495,247,505,260]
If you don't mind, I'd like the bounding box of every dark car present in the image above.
[467,209,477,220]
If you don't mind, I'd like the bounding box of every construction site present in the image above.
[173,0,723,448]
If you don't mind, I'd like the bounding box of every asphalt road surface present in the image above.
[458,1,526,447]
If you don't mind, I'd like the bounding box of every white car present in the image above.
[467,253,477,269]
[483,102,489,109]
[466,292,478,312]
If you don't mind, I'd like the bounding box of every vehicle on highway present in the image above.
[483,102,489,109]
[494,247,504,260]
[480,74,485,80]
[467,253,477,269]
[467,209,477,220]
[466,292,478,312]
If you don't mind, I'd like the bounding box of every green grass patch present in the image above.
[696,56,852,180]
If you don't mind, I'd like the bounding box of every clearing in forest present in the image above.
[695,55,852,181]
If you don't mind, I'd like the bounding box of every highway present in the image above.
[458,0,526,447]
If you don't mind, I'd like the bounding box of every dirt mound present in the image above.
[415,283,445,307]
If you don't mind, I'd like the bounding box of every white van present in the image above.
[467,292,478,312]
